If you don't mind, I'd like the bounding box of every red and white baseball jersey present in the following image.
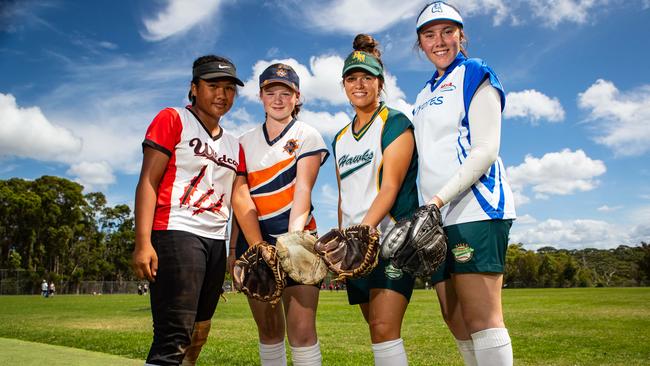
[238,119,328,240]
[143,107,245,239]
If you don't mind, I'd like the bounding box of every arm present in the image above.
[288,155,321,232]
[227,218,240,275]
[231,175,264,245]
[430,80,501,208]
[133,147,169,281]
[361,129,415,227]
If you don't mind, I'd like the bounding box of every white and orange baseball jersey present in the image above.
[238,119,329,241]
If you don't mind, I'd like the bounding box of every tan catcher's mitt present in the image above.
[276,231,328,285]
[233,242,285,304]
[314,224,380,281]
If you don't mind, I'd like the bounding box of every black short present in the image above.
[146,230,226,366]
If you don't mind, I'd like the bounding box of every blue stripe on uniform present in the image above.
[250,163,297,195]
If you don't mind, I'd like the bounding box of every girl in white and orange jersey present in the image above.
[230,63,328,366]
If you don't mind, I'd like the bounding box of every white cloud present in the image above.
[455,0,512,26]
[141,0,226,41]
[516,214,537,224]
[66,161,116,191]
[0,93,82,161]
[301,109,351,137]
[286,1,422,34]
[578,79,650,156]
[504,89,565,123]
[529,0,610,27]
[507,149,606,199]
[510,218,625,249]
[240,56,348,106]
[512,190,531,206]
[221,107,259,138]
[383,73,413,119]
[597,205,622,212]
[283,0,513,33]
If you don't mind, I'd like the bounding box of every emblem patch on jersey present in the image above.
[452,243,474,263]
[440,82,456,92]
[385,263,403,280]
[283,138,299,155]
[352,51,366,63]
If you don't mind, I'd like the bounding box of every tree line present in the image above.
[1,176,648,292]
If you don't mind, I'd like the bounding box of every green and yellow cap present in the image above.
[341,51,384,78]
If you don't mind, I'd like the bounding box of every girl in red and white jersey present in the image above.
[133,55,246,366]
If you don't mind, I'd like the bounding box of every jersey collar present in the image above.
[426,52,466,92]
[263,118,296,146]
[186,105,223,140]
[352,102,385,141]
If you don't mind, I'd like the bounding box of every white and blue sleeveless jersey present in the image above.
[412,52,516,226]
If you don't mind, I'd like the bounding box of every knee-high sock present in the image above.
[371,338,408,366]
[471,328,513,366]
[455,338,478,366]
[290,340,322,366]
[259,341,287,366]
[181,320,211,366]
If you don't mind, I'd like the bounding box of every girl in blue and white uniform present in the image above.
[412,2,516,365]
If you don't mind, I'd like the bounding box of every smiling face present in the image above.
[259,83,299,124]
[191,79,236,122]
[343,71,381,113]
[418,20,464,75]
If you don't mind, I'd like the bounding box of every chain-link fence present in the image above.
[0,269,146,295]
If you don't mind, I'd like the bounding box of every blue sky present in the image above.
[1,0,649,250]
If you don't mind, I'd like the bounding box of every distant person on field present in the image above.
[132,54,245,366]
[138,284,143,295]
[48,282,56,297]
[41,280,48,297]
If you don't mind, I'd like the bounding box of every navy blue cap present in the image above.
[259,63,300,92]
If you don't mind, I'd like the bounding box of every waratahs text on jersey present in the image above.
[414,96,444,116]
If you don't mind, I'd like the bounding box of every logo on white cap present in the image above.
[416,2,463,31]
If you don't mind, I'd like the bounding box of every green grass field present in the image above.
[0,288,648,365]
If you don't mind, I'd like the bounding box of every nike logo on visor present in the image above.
[218,64,230,69]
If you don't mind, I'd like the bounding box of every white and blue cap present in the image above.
[416,1,464,32]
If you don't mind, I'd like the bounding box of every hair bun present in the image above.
[352,34,381,59]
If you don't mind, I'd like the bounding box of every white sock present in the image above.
[371,338,408,366]
[455,338,478,366]
[471,328,513,366]
[259,341,287,366]
[290,340,322,366]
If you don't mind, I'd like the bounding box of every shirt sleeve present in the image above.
[296,124,330,165]
[462,58,506,116]
[435,80,502,205]
[381,109,413,151]
[142,108,182,156]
